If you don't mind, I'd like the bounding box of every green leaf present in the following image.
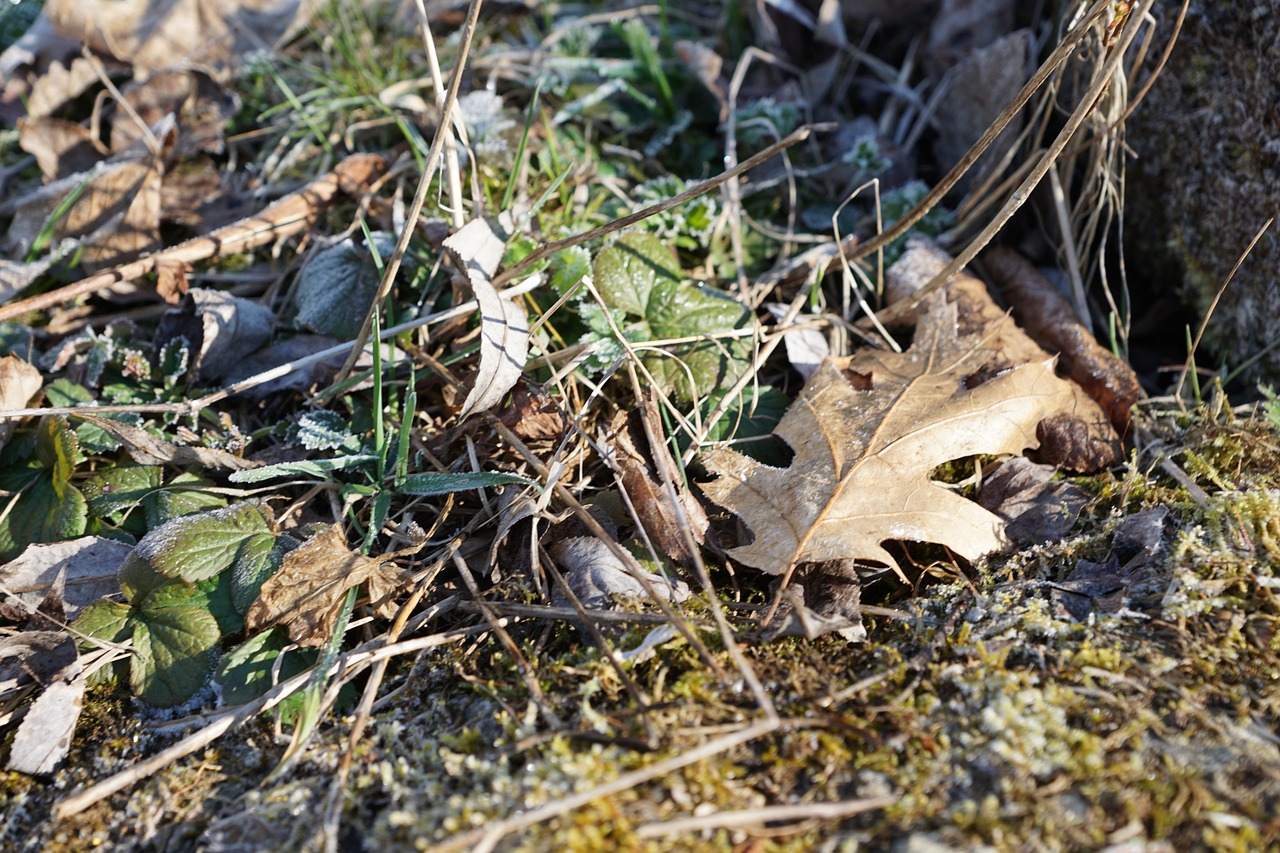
[230,533,296,614]
[0,469,87,561]
[227,454,378,484]
[293,233,401,339]
[143,471,228,527]
[592,233,751,400]
[549,246,592,296]
[193,572,243,636]
[72,599,134,688]
[216,627,316,707]
[35,415,79,484]
[133,501,275,583]
[120,551,173,602]
[294,411,355,451]
[73,599,133,646]
[397,471,535,497]
[130,581,221,707]
[84,465,162,520]
[698,385,791,465]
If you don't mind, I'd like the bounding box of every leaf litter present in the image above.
[2,0,1280,850]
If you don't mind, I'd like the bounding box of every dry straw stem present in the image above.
[842,0,1115,279]
[52,622,497,820]
[868,0,1156,329]
[0,152,388,325]
[635,795,900,838]
[336,0,486,381]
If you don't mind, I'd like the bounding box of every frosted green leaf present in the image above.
[216,627,315,707]
[293,233,400,339]
[398,471,535,497]
[194,572,243,635]
[230,533,296,614]
[72,599,133,688]
[84,465,162,520]
[35,415,79,485]
[130,581,221,707]
[144,471,228,527]
[550,246,592,296]
[227,454,377,483]
[132,501,275,583]
[295,410,354,451]
[592,233,751,400]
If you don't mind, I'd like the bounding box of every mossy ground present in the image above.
[3,403,1275,851]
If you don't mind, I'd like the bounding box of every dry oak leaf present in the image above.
[245,524,409,647]
[702,294,1079,581]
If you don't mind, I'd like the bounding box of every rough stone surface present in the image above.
[1125,0,1280,382]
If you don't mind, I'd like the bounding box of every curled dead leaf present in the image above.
[245,525,411,647]
[0,355,42,450]
[607,392,708,565]
[981,246,1142,432]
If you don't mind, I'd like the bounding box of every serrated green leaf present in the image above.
[592,233,751,400]
[0,469,87,560]
[133,501,275,583]
[295,411,354,451]
[398,471,535,497]
[120,551,172,602]
[550,246,592,296]
[143,471,227,527]
[131,581,221,707]
[72,598,134,688]
[216,627,316,707]
[227,454,378,484]
[698,385,791,465]
[84,465,162,520]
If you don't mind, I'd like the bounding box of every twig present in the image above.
[635,795,899,838]
[0,153,388,324]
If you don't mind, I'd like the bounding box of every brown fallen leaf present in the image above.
[981,246,1142,432]
[760,561,865,642]
[153,287,275,381]
[0,355,42,450]
[5,658,85,776]
[245,524,410,647]
[886,237,1120,471]
[702,292,1079,582]
[1053,507,1168,621]
[975,456,1088,544]
[18,116,107,181]
[548,535,690,612]
[607,391,708,565]
[0,536,129,620]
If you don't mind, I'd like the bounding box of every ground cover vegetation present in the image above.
[1,0,1279,849]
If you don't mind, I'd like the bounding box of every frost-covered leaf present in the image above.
[227,454,377,483]
[397,471,534,497]
[230,532,294,614]
[143,471,228,527]
[592,233,751,400]
[293,233,398,339]
[443,219,530,420]
[548,536,690,611]
[216,626,314,707]
[72,599,133,647]
[83,464,162,520]
[129,501,275,583]
[294,410,354,451]
[245,524,407,647]
[153,288,274,382]
[129,580,220,707]
[702,293,1080,581]
[549,246,591,296]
